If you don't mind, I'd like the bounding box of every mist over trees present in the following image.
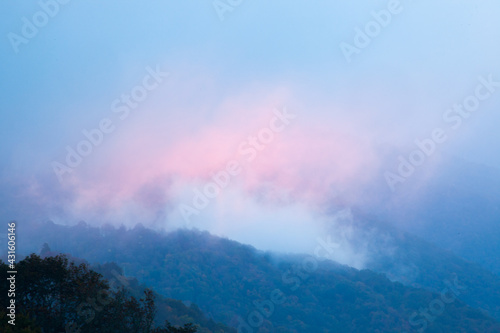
[6,224,500,332]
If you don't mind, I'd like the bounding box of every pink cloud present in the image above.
[45,87,382,224]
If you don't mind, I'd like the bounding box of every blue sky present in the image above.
[1,0,500,253]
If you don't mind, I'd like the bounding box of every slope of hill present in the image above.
[15,222,500,332]
[92,261,235,333]
[320,208,500,321]
[0,253,233,332]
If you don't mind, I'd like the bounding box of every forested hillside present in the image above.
[0,254,234,333]
[10,222,500,332]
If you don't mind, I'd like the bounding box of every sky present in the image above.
[1,0,500,256]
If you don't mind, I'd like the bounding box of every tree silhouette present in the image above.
[0,255,198,332]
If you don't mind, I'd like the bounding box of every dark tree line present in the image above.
[0,254,197,333]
